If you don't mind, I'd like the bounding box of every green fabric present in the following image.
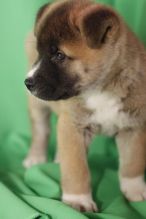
[0,0,146,218]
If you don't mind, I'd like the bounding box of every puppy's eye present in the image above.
[55,51,65,61]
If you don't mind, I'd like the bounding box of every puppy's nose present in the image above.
[24,77,35,91]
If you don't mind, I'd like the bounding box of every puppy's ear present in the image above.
[36,4,49,23]
[77,5,121,48]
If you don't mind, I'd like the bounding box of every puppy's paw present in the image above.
[62,193,98,212]
[120,176,146,201]
[23,153,47,168]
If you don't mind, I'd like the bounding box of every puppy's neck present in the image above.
[81,65,124,98]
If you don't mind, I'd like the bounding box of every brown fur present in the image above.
[24,0,146,212]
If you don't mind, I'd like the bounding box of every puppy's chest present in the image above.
[84,91,130,136]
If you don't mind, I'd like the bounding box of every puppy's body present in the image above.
[24,0,146,212]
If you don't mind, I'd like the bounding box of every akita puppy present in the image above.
[24,0,146,212]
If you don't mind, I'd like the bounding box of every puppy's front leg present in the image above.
[116,129,146,201]
[58,113,97,212]
[23,95,50,168]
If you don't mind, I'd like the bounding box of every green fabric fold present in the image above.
[0,183,41,219]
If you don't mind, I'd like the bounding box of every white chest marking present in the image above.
[85,91,129,135]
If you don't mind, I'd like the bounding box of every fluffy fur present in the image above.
[24,0,146,212]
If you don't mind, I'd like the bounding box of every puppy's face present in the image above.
[25,0,122,101]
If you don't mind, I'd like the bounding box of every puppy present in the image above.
[24,0,146,212]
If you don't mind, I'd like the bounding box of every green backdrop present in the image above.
[0,0,146,218]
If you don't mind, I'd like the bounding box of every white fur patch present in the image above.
[23,154,47,168]
[120,175,146,201]
[27,61,41,77]
[62,193,97,211]
[83,90,130,135]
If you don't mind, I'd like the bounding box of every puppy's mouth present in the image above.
[24,75,80,101]
[33,91,78,101]
[26,85,79,101]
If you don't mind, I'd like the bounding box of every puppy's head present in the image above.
[25,0,122,101]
